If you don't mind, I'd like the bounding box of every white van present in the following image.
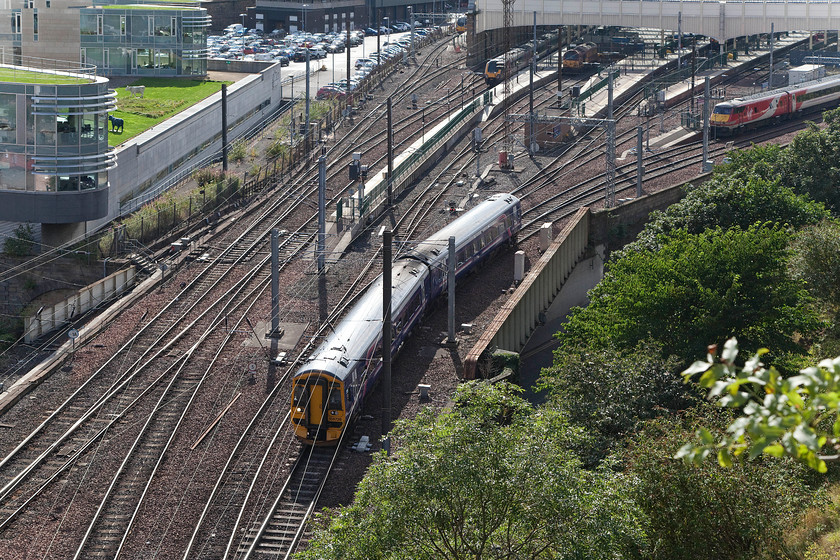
[225,23,244,35]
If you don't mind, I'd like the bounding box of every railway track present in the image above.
[0,32,821,559]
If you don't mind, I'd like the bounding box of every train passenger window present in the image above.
[457,250,465,265]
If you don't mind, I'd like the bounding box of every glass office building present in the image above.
[0,1,210,78]
[0,61,115,222]
[80,5,211,76]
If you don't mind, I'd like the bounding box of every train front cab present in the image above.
[562,51,581,70]
[291,372,345,445]
[485,59,503,84]
[710,103,737,134]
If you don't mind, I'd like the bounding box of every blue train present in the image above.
[291,193,522,445]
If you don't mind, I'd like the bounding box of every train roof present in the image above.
[297,258,428,381]
[405,193,520,266]
[729,72,840,104]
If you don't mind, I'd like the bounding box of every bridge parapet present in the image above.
[464,207,590,379]
[476,0,835,42]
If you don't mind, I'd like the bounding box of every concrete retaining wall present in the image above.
[23,266,136,343]
[92,62,286,229]
[464,208,590,379]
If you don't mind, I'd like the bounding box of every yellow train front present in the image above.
[291,193,523,445]
[563,42,598,71]
[484,56,505,85]
[291,371,346,444]
[456,16,467,33]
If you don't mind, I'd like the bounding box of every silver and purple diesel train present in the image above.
[291,193,522,445]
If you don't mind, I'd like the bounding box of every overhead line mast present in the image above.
[502,0,514,162]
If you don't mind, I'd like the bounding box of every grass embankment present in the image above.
[109,78,230,146]
[0,68,89,84]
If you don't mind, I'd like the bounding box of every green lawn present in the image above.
[0,68,90,84]
[108,78,231,146]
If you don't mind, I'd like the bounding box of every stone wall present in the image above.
[589,173,712,253]
[0,256,104,326]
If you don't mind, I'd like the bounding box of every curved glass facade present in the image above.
[80,7,211,77]
[0,68,114,195]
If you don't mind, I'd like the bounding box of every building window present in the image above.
[170,16,176,37]
[45,0,49,7]
[120,15,125,35]
[26,0,32,9]
[154,16,171,36]
[147,16,153,36]
[97,14,103,35]
[80,47,86,64]
[32,10,37,39]
[11,11,20,35]
[103,48,109,67]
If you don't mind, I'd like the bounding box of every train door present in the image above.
[292,377,333,441]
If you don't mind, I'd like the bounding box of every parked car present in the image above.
[316,85,346,100]
[364,27,379,36]
[335,78,360,90]
[355,57,375,69]
[309,47,327,59]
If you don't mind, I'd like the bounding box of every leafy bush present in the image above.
[3,224,35,257]
[266,140,289,159]
[229,141,246,163]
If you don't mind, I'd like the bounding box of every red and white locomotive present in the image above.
[710,73,840,134]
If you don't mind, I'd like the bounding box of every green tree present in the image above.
[628,409,822,560]
[788,219,840,307]
[539,341,697,462]
[781,107,840,214]
[678,338,840,473]
[560,224,821,363]
[625,173,826,254]
[297,382,648,560]
[3,224,35,257]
